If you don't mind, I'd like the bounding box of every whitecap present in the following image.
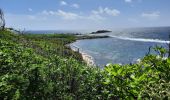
[110,36,170,44]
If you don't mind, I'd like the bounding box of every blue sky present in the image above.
[0,0,170,30]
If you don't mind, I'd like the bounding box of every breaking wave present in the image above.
[110,36,170,44]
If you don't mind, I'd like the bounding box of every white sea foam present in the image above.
[81,52,95,66]
[69,44,96,66]
[110,36,170,44]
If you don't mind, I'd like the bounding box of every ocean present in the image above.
[70,27,170,68]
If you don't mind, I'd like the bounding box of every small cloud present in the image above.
[141,12,160,20]
[60,1,67,6]
[42,10,49,15]
[71,3,80,9]
[125,0,132,3]
[41,10,81,20]
[41,9,106,21]
[57,10,81,20]
[28,8,33,12]
[41,10,57,16]
[104,8,120,16]
[92,7,120,16]
[49,11,55,15]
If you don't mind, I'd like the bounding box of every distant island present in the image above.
[90,30,112,34]
[76,35,110,40]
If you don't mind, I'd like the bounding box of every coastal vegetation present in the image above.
[0,29,169,99]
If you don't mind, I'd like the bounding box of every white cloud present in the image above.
[125,0,132,3]
[92,7,120,16]
[41,10,49,15]
[71,4,79,9]
[60,1,80,9]
[54,9,105,21]
[41,10,55,15]
[28,8,33,12]
[41,10,57,16]
[49,11,55,15]
[57,10,81,20]
[42,7,118,21]
[125,0,143,3]
[141,12,160,20]
[104,8,120,16]
[41,10,81,20]
[40,9,106,21]
[60,1,67,6]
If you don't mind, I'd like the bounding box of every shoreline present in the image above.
[69,44,95,66]
[81,52,95,66]
[69,35,110,66]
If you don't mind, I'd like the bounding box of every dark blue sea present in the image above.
[70,27,170,67]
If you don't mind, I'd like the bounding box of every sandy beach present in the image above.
[70,44,95,66]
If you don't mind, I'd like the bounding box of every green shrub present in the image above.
[0,30,169,99]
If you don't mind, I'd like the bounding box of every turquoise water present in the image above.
[70,27,170,68]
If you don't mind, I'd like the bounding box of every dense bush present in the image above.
[0,30,169,99]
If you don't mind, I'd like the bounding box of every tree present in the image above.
[0,8,5,30]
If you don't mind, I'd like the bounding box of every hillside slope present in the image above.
[0,30,169,99]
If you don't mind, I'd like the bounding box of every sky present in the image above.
[0,0,170,30]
